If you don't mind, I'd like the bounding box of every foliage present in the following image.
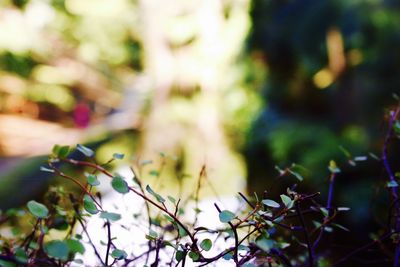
[246,0,400,200]
[0,104,399,266]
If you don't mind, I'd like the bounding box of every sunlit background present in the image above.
[1,0,400,253]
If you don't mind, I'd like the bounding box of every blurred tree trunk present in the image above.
[137,0,250,196]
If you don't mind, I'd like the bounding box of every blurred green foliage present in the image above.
[246,0,400,191]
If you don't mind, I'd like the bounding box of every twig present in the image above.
[295,201,314,267]
[313,172,337,251]
[214,203,239,266]
[105,221,112,266]
[332,231,392,266]
[382,106,400,267]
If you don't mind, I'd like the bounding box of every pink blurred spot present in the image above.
[73,102,91,128]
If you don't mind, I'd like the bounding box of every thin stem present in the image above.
[296,201,314,267]
[332,231,392,266]
[382,106,400,267]
[130,166,152,265]
[313,172,336,251]
[193,165,206,227]
[127,187,196,245]
[214,203,239,266]
[105,221,112,266]
[76,216,105,266]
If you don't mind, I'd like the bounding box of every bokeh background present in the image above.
[1,0,400,261]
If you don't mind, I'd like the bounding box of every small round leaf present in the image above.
[14,247,28,264]
[44,240,69,261]
[146,185,165,203]
[27,200,48,219]
[100,211,121,222]
[262,199,280,208]
[219,210,235,223]
[175,250,185,261]
[112,175,129,194]
[66,239,85,255]
[113,153,125,160]
[111,249,127,260]
[83,195,99,215]
[86,173,100,186]
[188,251,200,261]
[200,239,212,251]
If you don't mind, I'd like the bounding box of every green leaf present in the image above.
[146,185,165,203]
[369,152,380,161]
[163,214,174,223]
[274,165,285,175]
[395,121,400,134]
[313,220,322,228]
[0,260,16,267]
[255,235,274,252]
[188,251,200,261]
[149,229,158,238]
[29,242,39,250]
[44,240,69,261]
[100,211,121,221]
[339,145,352,158]
[332,223,350,232]
[277,241,290,249]
[112,174,129,194]
[223,251,233,260]
[111,249,127,260]
[200,239,212,251]
[168,196,176,205]
[66,239,85,255]
[76,144,94,157]
[145,235,155,241]
[262,199,280,208]
[238,245,250,251]
[175,250,185,261]
[194,207,202,214]
[280,194,293,209]
[27,200,48,219]
[53,145,70,158]
[149,170,159,177]
[14,247,28,264]
[177,224,188,237]
[86,173,100,186]
[50,216,68,230]
[163,241,176,249]
[219,210,235,223]
[273,215,284,223]
[320,207,329,217]
[387,180,399,188]
[113,153,125,160]
[288,170,304,181]
[83,195,99,215]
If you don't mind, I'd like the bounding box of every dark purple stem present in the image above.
[382,108,400,267]
[295,201,314,267]
[326,173,336,215]
[313,173,336,251]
